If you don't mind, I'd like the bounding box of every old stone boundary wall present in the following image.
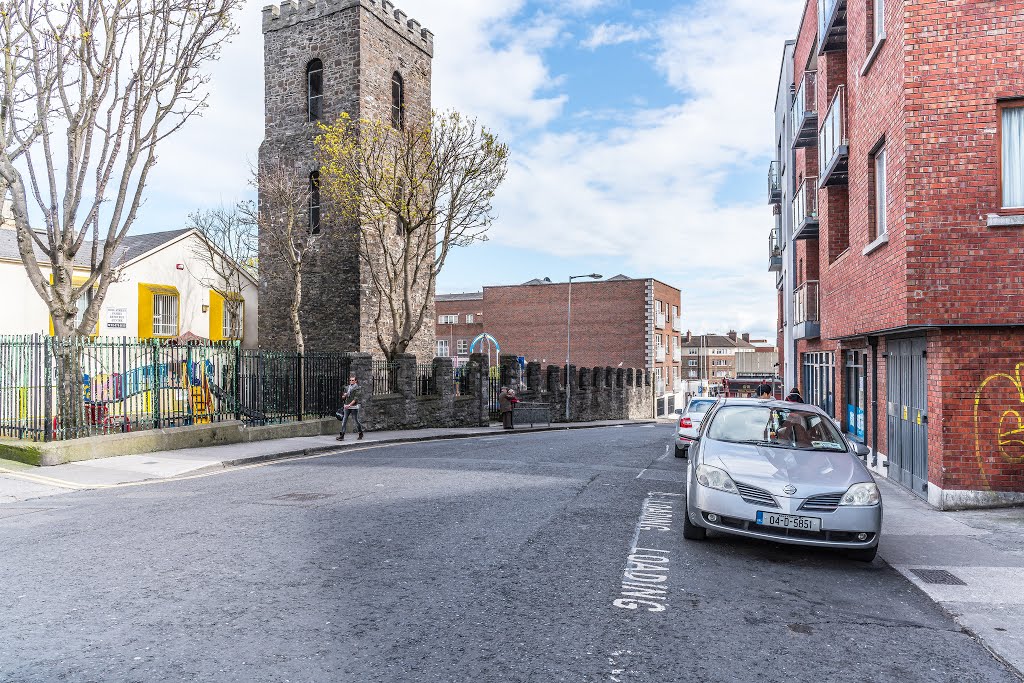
[352,352,654,431]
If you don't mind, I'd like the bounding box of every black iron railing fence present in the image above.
[371,360,400,396]
[0,335,353,442]
[415,364,438,397]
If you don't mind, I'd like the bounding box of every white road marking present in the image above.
[614,493,679,613]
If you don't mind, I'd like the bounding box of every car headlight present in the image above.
[695,464,738,494]
[840,482,880,506]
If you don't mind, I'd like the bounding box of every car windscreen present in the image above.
[687,400,716,415]
[705,405,848,451]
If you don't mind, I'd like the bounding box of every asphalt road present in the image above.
[0,425,1017,683]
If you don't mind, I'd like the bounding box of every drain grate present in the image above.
[909,568,967,586]
[272,493,334,502]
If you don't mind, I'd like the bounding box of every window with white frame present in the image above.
[870,143,888,240]
[688,370,698,378]
[153,294,178,337]
[438,314,458,325]
[1001,103,1024,209]
[688,360,698,367]
[222,301,243,339]
[712,359,729,367]
[688,348,698,356]
[457,339,469,355]
[465,314,475,323]
[655,334,663,348]
[437,339,450,356]
[714,370,729,378]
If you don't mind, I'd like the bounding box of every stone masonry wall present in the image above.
[259,0,435,358]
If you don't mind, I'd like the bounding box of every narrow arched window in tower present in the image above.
[307,59,323,122]
[391,71,405,129]
[309,171,321,234]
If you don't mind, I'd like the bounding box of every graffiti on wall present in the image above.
[973,362,1024,487]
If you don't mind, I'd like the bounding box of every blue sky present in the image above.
[137,0,805,340]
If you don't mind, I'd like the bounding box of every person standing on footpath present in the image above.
[337,375,365,441]
[499,386,516,430]
[756,380,773,398]
[785,386,804,403]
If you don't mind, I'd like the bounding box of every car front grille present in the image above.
[734,482,779,509]
[799,492,846,512]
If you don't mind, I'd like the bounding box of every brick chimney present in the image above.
[728,330,737,342]
[742,333,750,343]
[686,330,692,343]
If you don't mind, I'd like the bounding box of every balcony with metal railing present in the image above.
[672,316,682,332]
[672,348,682,363]
[793,177,819,240]
[655,347,666,363]
[768,226,782,272]
[655,311,666,329]
[791,71,818,148]
[769,160,782,204]
[818,0,848,54]
[818,86,849,187]
[794,280,821,340]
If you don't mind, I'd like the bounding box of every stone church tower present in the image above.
[258,0,436,358]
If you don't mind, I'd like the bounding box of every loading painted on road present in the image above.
[613,491,682,613]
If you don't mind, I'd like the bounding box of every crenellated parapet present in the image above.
[261,0,433,55]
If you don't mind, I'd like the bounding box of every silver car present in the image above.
[674,397,718,457]
[683,398,881,562]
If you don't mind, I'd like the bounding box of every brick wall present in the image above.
[482,280,649,369]
[904,1,1024,326]
[435,297,484,358]
[928,329,1024,496]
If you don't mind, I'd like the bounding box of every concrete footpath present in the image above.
[0,420,649,501]
[876,477,1024,676]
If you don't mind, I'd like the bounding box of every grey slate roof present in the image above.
[436,292,483,301]
[0,227,192,268]
[681,333,757,349]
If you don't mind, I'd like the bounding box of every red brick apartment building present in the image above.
[435,276,685,413]
[771,0,1024,508]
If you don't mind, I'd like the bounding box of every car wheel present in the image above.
[674,444,687,458]
[847,546,877,563]
[682,510,706,540]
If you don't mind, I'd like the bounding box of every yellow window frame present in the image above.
[138,283,180,339]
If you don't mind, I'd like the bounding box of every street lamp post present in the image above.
[566,273,603,422]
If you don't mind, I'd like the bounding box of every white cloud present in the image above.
[480,0,802,336]
[581,22,651,50]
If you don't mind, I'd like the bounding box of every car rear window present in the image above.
[688,400,715,414]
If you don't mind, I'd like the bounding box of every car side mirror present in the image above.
[851,442,870,458]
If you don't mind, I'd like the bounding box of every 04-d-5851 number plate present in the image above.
[756,511,821,532]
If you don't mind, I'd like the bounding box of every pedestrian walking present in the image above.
[336,375,365,441]
[499,386,517,430]
[756,380,773,398]
[785,386,804,403]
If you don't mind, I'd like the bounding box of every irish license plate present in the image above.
[756,511,821,532]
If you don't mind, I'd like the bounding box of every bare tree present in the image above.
[243,160,319,354]
[186,206,257,341]
[315,110,509,360]
[0,0,239,435]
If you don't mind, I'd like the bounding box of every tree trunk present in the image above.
[52,336,86,439]
[291,268,304,354]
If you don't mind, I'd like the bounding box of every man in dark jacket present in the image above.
[756,380,773,398]
[337,376,365,441]
[785,387,804,403]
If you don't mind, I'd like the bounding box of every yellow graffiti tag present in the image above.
[973,362,1024,488]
